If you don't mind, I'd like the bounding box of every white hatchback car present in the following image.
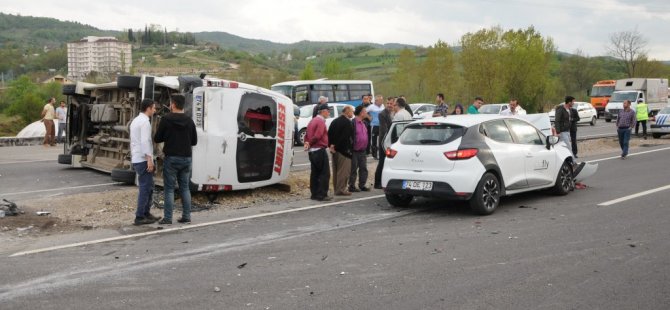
[382,115,596,215]
[410,103,436,119]
[548,102,598,125]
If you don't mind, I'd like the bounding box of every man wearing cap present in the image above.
[304,104,332,201]
[635,98,649,139]
[468,97,483,114]
[349,105,371,192]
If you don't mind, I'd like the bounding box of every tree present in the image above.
[323,57,341,79]
[559,50,602,100]
[4,76,43,124]
[392,48,417,99]
[606,29,648,78]
[300,62,315,80]
[460,27,505,104]
[419,40,459,102]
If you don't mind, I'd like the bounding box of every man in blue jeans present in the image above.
[616,99,636,159]
[154,94,198,224]
[130,99,161,225]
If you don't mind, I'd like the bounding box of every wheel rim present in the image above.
[481,178,499,210]
[299,131,306,144]
[559,164,572,191]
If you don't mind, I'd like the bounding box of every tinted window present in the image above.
[506,119,543,145]
[295,86,309,105]
[480,120,514,143]
[349,84,371,101]
[399,123,464,145]
[334,84,349,102]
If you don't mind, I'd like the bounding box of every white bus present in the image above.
[271,79,374,107]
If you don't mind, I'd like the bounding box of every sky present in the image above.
[2,0,670,59]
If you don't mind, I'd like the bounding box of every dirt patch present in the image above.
[577,135,669,157]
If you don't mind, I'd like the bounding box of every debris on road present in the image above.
[237,262,247,269]
[1,199,20,216]
[214,286,221,292]
[36,211,51,216]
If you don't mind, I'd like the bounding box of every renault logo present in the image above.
[415,149,421,157]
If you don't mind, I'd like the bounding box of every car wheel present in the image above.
[111,168,136,185]
[469,172,500,215]
[117,75,141,89]
[57,154,72,165]
[652,133,662,139]
[385,193,413,207]
[298,129,306,146]
[590,116,596,126]
[552,161,573,196]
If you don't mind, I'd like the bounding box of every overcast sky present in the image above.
[2,0,669,59]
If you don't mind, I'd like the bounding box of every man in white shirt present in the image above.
[55,101,67,143]
[129,99,161,225]
[500,99,526,116]
[392,97,413,121]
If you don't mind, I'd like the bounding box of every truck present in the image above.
[59,75,294,200]
[588,80,616,116]
[604,78,669,122]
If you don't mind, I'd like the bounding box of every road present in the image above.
[1,145,669,309]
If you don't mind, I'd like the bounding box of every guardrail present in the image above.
[0,136,45,147]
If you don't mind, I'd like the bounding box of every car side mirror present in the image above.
[546,135,559,150]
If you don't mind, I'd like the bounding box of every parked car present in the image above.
[548,102,597,126]
[410,103,436,119]
[650,106,670,138]
[478,103,509,114]
[382,115,597,215]
[296,103,354,145]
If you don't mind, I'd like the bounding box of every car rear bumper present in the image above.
[384,179,472,200]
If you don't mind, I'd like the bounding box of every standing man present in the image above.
[329,105,354,196]
[374,97,395,189]
[154,94,198,224]
[393,97,413,121]
[349,105,370,192]
[555,96,575,158]
[569,104,581,157]
[367,95,384,159]
[304,104,332,201]
[130,99,160,225]
[616,100,637,159]
[635,98,649,139]
[500,99,526,116]
[41,97,56,147]
[55,100,67,143]
[433,93,449,117]
[467,97,483,114]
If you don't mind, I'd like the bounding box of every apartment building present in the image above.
[67,36,132,81]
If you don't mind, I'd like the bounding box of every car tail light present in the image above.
[444,148,478,160]
[206,80,239,88]
[203,184,233,192]
[385,148,398,159]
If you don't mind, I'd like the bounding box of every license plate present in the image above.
[402,180,433,191]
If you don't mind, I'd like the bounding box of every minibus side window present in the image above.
[238,92,277,137]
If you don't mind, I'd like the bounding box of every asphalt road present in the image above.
[1,145,669,309]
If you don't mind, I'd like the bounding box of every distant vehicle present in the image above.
[271,79,374,107]
[650,106,670,138]
[548,102,597,126]
[604,78,669,122]
[589,80,616,116]
[58,75,294,197]
[478,103,509,114]
[410,103,436,119]
[295,103,354,145]
[382,115,597,215]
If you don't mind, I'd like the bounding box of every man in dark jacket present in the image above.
[569,105,581,157]
[154,94,198,224]
[328,105,354,196]
[374,97,394,189]
[554,96,574,158]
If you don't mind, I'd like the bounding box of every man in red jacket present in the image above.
[304,104,332,201]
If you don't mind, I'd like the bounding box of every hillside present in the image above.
[0,13,118,48]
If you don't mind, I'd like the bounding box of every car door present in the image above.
[505,119,555,187]
[480,119,528,190]
[576,103,590,122]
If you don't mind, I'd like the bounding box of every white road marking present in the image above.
[0,159,54,165]
[598,184,670,206]
[1,182,123,196]
[585,146,670,163]
[10,194,386,257]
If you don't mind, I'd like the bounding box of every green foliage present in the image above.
[300,62,315,80]
[3,76,44,124]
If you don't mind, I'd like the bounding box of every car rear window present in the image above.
[399,123,464,145]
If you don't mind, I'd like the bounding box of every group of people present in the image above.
[41,97,68,146]
[304,94,416,201]
[130,95,198,225]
